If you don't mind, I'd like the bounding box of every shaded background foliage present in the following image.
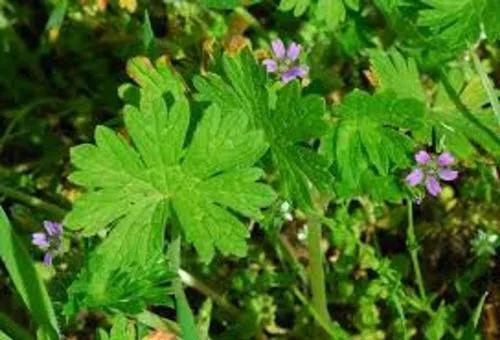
[0,0,499,339]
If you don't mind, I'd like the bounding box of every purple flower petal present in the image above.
[425,176,442,196]
[437,152,454,166]
[43,252,53,266]
[32,233,49,248]
[286,42,301,61]
[43,221,63,236]
[271,39,286,59]
[415,150,431,165]
[263,59,278,73]
[281,66,308,83]
[438,169,458,181]
[406,168,424,186]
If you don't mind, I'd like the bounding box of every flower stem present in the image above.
[470,48,500,126]
[406,199,426,300]
[307,215,331,324]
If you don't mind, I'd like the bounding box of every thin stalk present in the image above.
[470,49,500,125]
[178,268,240,316]
[293,287,342,338]
[406,200,426,300]
[0,184,66,219]
[168,225,199,340]
[306,215,331,324]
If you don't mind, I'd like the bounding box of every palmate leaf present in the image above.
[330,90,425,200]
[418,0,500,51]
[369,50,425,102]
[194,50,333,208]
[64,57,275,263]
[370,51,500,159]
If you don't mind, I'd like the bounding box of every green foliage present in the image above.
[418,0,500,50]
[330,90,424,200]
[65,256,174,315]
[194,50,333,208]
[370,50,500,160]
[98,315,136,340]
[279,0,359,30]
[65,57,275,262]
[370,50,425,102]
[1,1,499,339]
[0,207,59,340]
[424,304,449,340]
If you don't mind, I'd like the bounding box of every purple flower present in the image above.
[263,38,309,84]
[405,150,459,197]
[32,221,63,266]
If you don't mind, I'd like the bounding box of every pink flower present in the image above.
[262,38,309,84]
[32,221,64,266]
[405,150,459,197]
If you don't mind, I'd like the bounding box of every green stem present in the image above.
[406,200,426,300]
[168,225,199,340]
[178,268,240,316]
[307,215,331,325]
[470,48,500,125]
[0,184,66,219]
[293,287,346,339]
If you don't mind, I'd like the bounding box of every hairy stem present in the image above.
[406,200,426,300]
[307,215,331,324]
[470,49,500,125]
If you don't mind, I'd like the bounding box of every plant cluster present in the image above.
[0,0,499,339]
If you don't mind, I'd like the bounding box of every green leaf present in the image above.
[344,0,359,10]
[370,50,425,102]
[65,252,175,316]
[142,10,156,58]
[203,0,237,9]
[108,315,136,340]
[419,70,500,159]
[418,0,499,52]
[371,52,500,159]
[45,0,67,31]
[278,0,311,16]
[315,0,346,30]
[0,330,12,340]
[0,207,59,340]
[424,303,449,340]
[65,57,275,263]
[194,50,333,208]
[330,91,424,200]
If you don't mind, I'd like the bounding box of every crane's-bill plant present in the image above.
[1,2,499,337]
[62,56,276,318]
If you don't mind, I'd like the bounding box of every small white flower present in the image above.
[280,201,291,213]
[280,201,293,221]
[297,224,308,242]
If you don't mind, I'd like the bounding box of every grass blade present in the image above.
[0,207,59,340]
